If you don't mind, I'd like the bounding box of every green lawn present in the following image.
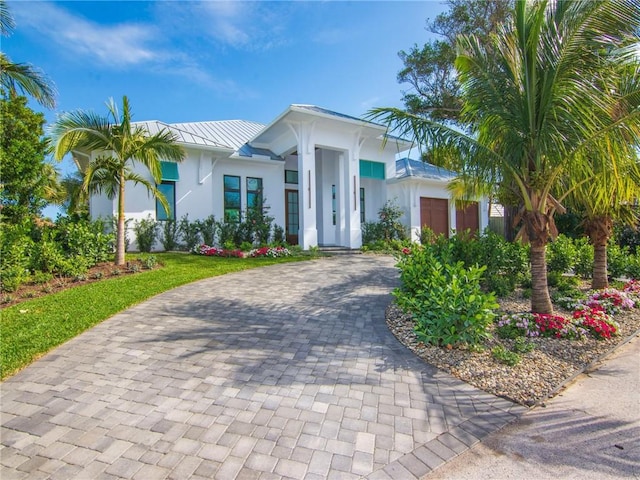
[0,253,306,380]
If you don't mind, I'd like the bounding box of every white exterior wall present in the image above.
[211,158,285,228]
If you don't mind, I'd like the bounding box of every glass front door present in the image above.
[285,189,299,245]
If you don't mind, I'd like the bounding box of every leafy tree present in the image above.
[370,0,640,314]
[0,94,60,223]
[50,96,186,265]
[397,0,511,123]
[0,0,56,108]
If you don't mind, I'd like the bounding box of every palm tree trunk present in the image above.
[588,216,613,290]
[115,174,126,266]
[524,209,554,314]
[592,241,608,289]
[530,244,553,314]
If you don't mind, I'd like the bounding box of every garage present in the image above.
[420,197,449,237]
[456,201,480,234]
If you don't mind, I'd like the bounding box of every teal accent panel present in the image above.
[359,160,385,180]
[160,161,180,181]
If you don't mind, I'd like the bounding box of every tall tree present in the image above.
[561,63,640,289]
[370,0,640,314]
[0,0,56,108]
[397,0,511,123]
[0,94,60,223]
[50,96,185,265]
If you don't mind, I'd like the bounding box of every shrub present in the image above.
[607,243,630,280]
[138,254,158,270]
[133,216,158,253]
[217,221,239,248]
[161,219,180,251]
[57,217,114,265]
[547,234,577,274]
[272,225,286,246]
[196,215,217,246]
[179,215,201,251]
[573,238,594,279]
[362,200,407,247]
[395,249,498,347]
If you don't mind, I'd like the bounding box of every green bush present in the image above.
[395,249,498,347]
[626,252,640,280]
[362,200,407,247]
[179,215,201,251]
[133,216,158,253]
[58,218,114,264]
[547,234,577,274]
[607,242,630,280]
[573,238,594,279]
[272,225,286,246]
[160,219,180,251]
[196,215,217,246]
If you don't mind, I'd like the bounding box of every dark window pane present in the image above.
[224,175,240,190]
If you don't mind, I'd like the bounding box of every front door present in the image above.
[285,189,299,245]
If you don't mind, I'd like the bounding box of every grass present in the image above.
[0,253,307,380]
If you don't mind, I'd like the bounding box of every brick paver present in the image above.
[1,255,526,479]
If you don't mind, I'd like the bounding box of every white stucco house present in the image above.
[73,104,488,250]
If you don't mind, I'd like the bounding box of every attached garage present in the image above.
[420,197,449,237]
[456,201,480,234]
[387,158,489,243]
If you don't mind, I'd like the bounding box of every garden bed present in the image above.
[0,259,153,308]
[386,289,640,407]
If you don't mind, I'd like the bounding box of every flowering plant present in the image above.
[623,279,640,298]
[585,289,634,315]
[533,313,586,339]
[496,313,541,338]
[194,244,244,258]
[248,246,291,258]
[497,312,586,339]
[572,306,618,340]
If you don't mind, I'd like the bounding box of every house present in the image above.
[74,104,488,249]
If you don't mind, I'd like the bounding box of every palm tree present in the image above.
[561,63,640,289]
[369,0,640,313]
[0,0,56,108]
[50,96,185,265]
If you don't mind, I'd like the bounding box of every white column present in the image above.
[343,149,362,248]
[295,123,318,249]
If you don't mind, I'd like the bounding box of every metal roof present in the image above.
[169,120,266,150]
[395,157,456,181]
[133,121,232,149]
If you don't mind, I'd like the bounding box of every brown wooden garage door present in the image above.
[420,197,449,237]
[456,201,479,234]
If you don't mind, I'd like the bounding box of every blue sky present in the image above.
[6,0,446,191]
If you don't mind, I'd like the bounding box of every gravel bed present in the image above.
[386,292,640,407]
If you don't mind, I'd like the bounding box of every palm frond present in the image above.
[0,53,56,108]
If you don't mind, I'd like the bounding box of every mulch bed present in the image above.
[386,289,640,407]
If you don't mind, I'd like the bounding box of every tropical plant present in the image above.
[0,0,56,108]
[369,0,640,313]
[558,63,640,289]
[50,96,185,265]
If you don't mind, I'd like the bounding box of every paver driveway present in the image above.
[1,255,524,479]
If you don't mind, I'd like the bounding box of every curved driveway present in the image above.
[1,255,523,479]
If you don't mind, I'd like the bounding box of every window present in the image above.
[224,175,241,222]
[359,160,385,180]
[332,185,336,226]
[156,181,176,221]
[246,177,263,210]
[360,187,365,223]
[285,170,299,184]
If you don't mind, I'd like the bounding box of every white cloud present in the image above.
[12,2,159,68]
